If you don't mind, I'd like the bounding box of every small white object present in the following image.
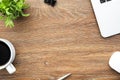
[91,0,120,38]
[6,63,16,74]
[57,73,71,80]
[109,51,120,73]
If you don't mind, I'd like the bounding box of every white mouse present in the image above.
[109,51,120,73]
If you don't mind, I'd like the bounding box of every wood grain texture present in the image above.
[0,0,120,80]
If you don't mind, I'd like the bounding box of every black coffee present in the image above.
[0,41,11,66]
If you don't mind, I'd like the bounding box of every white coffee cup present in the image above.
[0,38,16,74]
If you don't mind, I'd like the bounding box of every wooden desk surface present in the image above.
[0,0,120,80]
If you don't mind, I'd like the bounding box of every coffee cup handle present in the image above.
[6,63,16,74]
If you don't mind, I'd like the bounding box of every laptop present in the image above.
[91,0,120,38]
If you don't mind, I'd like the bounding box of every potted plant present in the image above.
[0,0,29,28]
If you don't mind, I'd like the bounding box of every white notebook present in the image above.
[91,0,120,38]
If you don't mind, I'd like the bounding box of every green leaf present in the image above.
[5,8,11,15]
[14,0,18,3]
[5,16,14,28]
[21,11,29,17]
